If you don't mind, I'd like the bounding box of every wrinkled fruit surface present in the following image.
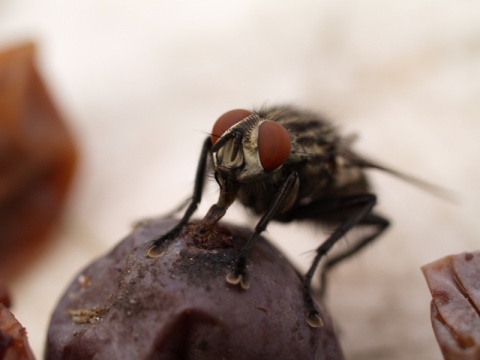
[0,304,35,360]
[422,251,480,360]
[45,219,343,360]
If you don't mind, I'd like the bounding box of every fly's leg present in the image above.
[162,197,192,219]
[134,197,191,229]
[319,213,389,297]
[226,171,299,290]
[145,137,211,258]
[301,194,377,327]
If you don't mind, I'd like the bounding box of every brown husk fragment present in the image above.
[422,251,480,359]
[0,280,10,308]
[0,43,77,277]
[45,218,343,359]
[0,303,35,360]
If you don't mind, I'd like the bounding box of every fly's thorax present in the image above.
[237,168,299,215]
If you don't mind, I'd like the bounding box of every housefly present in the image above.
[146,105,445,328]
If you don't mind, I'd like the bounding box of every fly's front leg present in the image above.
[226,171,299,290]
[303,194,377,328]
[145,137,211,258]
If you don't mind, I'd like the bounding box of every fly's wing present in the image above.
[344,150,456,203]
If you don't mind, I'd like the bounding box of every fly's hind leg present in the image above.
[145,137,211,258]
[319,212,390,297]
[294,194,378,327]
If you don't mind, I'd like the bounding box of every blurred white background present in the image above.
[1,0,479,358]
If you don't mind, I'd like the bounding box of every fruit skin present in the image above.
[422,251,480,360]
[45,218,343,360]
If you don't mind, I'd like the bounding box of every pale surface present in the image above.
[1,1,479,359]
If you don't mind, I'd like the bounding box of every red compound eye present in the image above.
[211,109,253,145]
[258,121,291,171]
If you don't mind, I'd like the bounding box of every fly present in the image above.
[145,105,447,328]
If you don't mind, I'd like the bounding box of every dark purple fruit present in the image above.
[45,219,343,359]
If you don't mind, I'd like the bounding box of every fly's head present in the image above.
[210,109,292,183]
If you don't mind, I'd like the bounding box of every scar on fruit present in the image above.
[68,308,108,325]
